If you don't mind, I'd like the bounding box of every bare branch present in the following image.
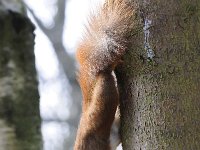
[53,0,66,31]
[23,1,50,34]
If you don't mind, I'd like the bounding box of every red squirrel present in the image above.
[74,0,134,149]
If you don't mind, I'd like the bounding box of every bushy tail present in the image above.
[75,1,135,149]
[76,0,135,75]
[76,0,135,108]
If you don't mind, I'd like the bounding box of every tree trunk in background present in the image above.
[0,3,41,150]
[117,0,200,149]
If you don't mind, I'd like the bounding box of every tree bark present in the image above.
[0,5,41,150]
[117,0,200,149]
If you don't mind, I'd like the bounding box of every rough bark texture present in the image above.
[0,6,41,150]
[117,0,200,149]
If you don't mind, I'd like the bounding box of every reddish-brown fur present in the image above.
[74,0,134,149]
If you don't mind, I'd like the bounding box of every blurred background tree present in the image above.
[0,0,108,150]
[0,0,41,149]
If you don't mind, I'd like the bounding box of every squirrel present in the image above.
[74,0,134,149]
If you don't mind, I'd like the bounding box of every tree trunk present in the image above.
[0,4,41,149]
[117,0,200,149]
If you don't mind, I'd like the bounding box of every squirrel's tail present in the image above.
[76,0,135,75]
[75,2,135,148]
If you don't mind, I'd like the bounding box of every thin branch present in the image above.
[23,2,50,34]
[50,0,66,35]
